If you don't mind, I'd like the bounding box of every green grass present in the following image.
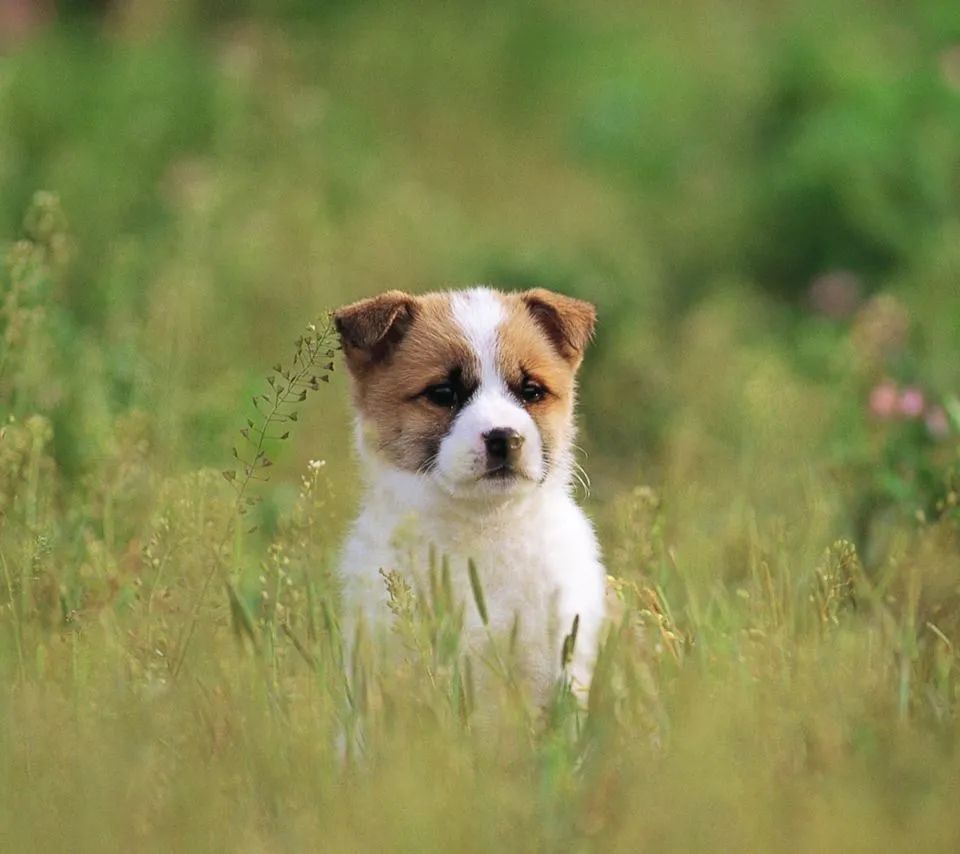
[1,1,960,850]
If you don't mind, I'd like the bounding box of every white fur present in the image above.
[339,288,606,701]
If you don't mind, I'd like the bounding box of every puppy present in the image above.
[334,287,606,701]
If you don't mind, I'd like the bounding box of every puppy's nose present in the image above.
[484,428,524,464]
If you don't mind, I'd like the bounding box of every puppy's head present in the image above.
[335,287,595,499]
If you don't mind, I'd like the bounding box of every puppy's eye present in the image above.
[423,382,459,408]
[520,378,547,404]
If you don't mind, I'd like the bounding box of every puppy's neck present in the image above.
[356,432,573,528]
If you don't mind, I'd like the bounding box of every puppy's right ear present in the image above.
[334,290,417,372]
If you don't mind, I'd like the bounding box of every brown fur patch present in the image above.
[521,289,596,365]
[497,291,592,465]
[336,292,479,471]
[334,290,418,371]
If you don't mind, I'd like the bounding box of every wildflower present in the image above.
[307,459,326,471]
[898,387,926,419]
[925,406,951,439]
[868,380,899,419]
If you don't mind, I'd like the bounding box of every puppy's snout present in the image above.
[484,428,524,465]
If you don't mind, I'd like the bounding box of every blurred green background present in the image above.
[2,0,959,508]
[2,2,960,850]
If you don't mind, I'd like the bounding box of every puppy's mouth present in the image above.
[481,464,531,483]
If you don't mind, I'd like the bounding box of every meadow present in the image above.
[1,1,960,850]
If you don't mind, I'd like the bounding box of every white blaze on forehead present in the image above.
[433,287,546,490]
[450,288,506,389]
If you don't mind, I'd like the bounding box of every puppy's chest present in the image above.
[420,518,563,601]
[358,502,576,624]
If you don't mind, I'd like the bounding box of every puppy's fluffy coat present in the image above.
[334,287,605,698]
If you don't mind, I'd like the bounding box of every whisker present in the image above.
[572,460,592,495]
[571,466,590,499]
[541,446,590,499]
[416,450,440,475]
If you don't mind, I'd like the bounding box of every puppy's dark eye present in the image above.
[520,378,547,404]
[424,382,459,408]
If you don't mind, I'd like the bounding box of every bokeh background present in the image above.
[3,1,960,513]
[2,1,958,510]
[2,2,960,850]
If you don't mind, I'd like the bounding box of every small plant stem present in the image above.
[171,318,334,680]
[144,546,169,651]
[0,547,25,682]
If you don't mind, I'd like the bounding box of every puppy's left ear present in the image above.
[522,288,596,365]
[334,290,417,372]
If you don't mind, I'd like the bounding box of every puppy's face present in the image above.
[335,287,595,499]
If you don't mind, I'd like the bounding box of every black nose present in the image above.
[484,428,525,463]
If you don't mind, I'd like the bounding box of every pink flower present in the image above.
[925,406,950,439]
[898,387,925,419]
[869,380,899,419]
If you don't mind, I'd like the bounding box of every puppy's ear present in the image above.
[522,288,596,365]
[334,290,417,371]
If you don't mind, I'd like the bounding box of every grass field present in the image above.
[1,1,960,850]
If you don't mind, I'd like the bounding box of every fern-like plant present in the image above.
[172,316,337,678]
